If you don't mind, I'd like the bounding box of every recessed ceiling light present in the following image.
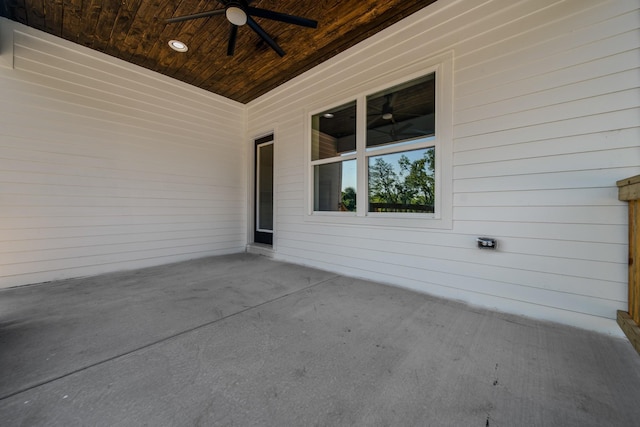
[323,113,334,119]
[168,40,188,52]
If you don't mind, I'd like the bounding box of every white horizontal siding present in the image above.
[1,1,637,336]
[248,0,640,335]
[0,19,247,288]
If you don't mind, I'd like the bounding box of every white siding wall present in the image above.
[0,19,247,288]
[247,0,640,335]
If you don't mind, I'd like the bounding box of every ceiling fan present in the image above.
[378,93,397,122]
[367,94,423,125]
[368,93,434,141]
[165,0,318,57]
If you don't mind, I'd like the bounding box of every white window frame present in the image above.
[305,52,453,229]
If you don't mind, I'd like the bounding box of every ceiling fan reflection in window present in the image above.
[165,0,318,57]
[367,93,434,143]
[367,93,425,126]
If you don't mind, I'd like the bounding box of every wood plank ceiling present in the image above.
[0,1,437,103]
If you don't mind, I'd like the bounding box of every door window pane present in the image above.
[257,143,273,231]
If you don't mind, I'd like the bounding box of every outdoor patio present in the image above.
[1,253,639,426]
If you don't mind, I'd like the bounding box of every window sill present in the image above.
[305,211,452,230]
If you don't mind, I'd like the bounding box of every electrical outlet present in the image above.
[477,237,497,249]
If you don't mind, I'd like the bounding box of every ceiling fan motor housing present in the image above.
[226,1,248,26]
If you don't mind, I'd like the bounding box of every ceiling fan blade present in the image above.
[165,9,225,24]
[367,116,382,127]
[247,17,285,57]
[247,7,318,28]
[227,24,238,56]
[395,123,412,133]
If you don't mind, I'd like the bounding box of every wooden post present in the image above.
[617,175,640,356]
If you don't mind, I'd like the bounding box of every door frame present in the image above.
[253,133,274,246]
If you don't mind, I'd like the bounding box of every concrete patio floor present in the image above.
[1,253,639,426]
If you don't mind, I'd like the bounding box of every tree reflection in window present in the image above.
[368,147,434,213]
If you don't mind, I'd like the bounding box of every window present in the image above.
[308,53,452,228]
[311,101,357,212]
[366,74,435,214]
[368,147,434,213]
